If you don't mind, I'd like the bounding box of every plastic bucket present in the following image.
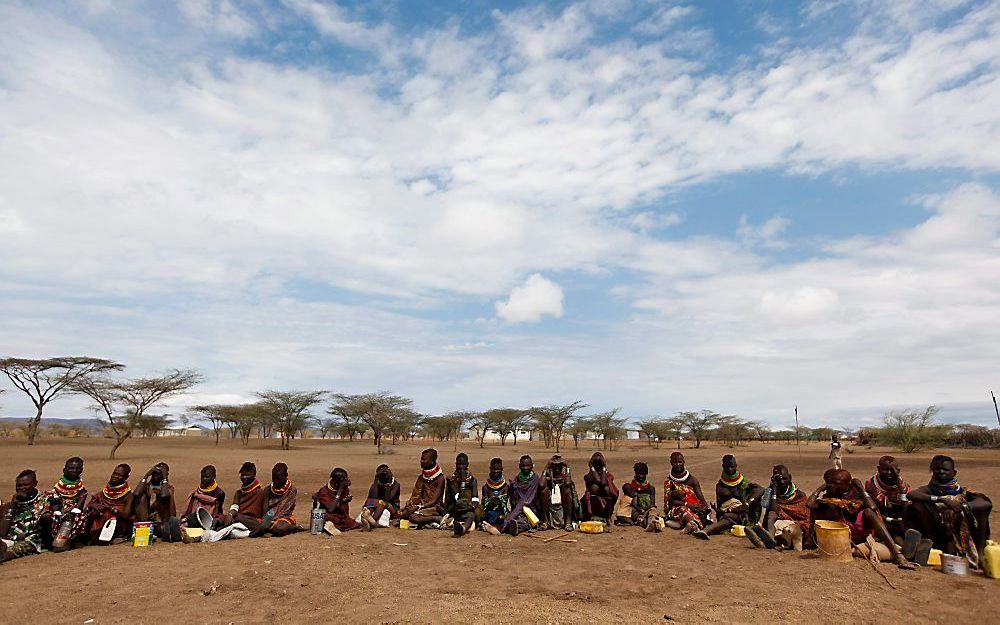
[814,520,853,562]
[984,541,1000,580]
[941,554,968,576]
[579,521,604,534]
[731,524,746,537]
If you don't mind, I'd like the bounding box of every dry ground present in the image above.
[0,436,997,625]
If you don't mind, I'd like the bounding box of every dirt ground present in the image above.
[0,436,997,625]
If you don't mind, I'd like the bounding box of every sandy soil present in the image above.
[0,436,997,624]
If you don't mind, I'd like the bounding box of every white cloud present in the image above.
[495,274,565,324]
[738,215,791,249]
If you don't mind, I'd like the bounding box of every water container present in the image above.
[941,553,968,576]
[814,520,853,562]
[523,506,540,527]
[981,541,999,579]
[310,503,324,535]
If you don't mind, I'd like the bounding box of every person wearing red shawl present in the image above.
[314,467,361,533]
[400,449,446,528]
[134,462,181,542]
[223,462,266,531]
[807,468,910,567]
[256,462,299,536]
[50,457,90,552]
[664,452,710,533]
[908,455,992,569]
[581,451,618,524]
[361,464,400,529]
[86,464,134,545]
[863,456,911,542]
[180,465,226,530]
[749,465,811,550]
[502,455,543,535]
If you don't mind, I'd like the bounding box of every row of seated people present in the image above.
[0,449,991,571]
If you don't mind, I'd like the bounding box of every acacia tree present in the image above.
[589,408,627,451]
[329,392,414,454]
[188,404,238,445]
[467,412,491,448]
[483,408,525,446]
[568,416,592,449]
[0,356,124,445]
[73,369,202,458]
[882,405,943,453]
[256,390,326,451]
[673,410,721,449]
[531,401,587,452]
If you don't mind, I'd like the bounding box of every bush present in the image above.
[880,406,947,453]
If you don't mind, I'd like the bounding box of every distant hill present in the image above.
[0,417,104,428]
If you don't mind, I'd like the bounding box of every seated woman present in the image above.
[180,465,226,532]
[86,464,135,545]
[749,465,810,550]
[361,464,400,529]
[480,458,510,535]
[664,452,711,533]
[907,455,992,568]
[807,468,910,568]
[692,455,763,540]
[314,467,361,533]
[580,452,618,524]
[621,462,661,531]
[863,456,911,543]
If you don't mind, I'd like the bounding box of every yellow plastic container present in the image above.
[927,549,942,567]
[731,525,746,537]
[814,520,852,562]
[399,519,414,530]
[523,506,539,527]
[983,541,1000,580]
[133,521,153,547]
[579,520,604,534]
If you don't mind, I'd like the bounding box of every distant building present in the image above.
[158,425,204,437]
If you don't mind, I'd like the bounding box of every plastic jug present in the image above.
[984,541,1000,580]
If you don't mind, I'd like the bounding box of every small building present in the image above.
[159,425,204,437]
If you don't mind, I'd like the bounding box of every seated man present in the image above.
[502,455,543,535]
[133,462,181,542]
[86,464,135,545]
[256,462,299,537]
[222,462,265,534]
[863,456,911,542]
[664,452,711,533]
[180,465,226,531]
[621,462,661,531]
[480,458,510,535]
[400,448,446,528]
[1,470,56,562]
[908,455,992,568]
[750,465,811,550]
[50,456,91,553]
[540,454,580,531]
[362,464,400,529]
[807,468,909,567]
[444,453,480,537]
[314,467,361,533]
[693,455,764,540]
[581,452,618,525]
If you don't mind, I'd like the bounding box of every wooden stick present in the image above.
[543,531,572,543]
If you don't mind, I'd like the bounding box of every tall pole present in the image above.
[992,391,1000,429]
[795,405,801,458]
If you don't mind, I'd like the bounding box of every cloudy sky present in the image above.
[1,0,998,429]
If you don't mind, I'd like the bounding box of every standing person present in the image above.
[223,462,265,533]
[692,455,764,540]
[480,458,510,535]
[807,468,910,567]
[863,456,911,543]
[256,462,299,537]
[503,455,542,535]
[180,465,226,531]
[444,453,480,537]
[86,464,135,545]
[829,435,843,470]
[314,467,361,533]
[50,457,91,552]
[361,464,400,529]
[664,452,711,533]
[580,451,618,524]
[621,462,661,531]
[133,462,181,542]
[908,455,992,567]
[1,470,56,562]
[400,449,446,528]
[540,454,579,530]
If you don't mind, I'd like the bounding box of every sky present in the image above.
[1,0,999,431]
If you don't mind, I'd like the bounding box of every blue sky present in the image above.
[1,0,998,430]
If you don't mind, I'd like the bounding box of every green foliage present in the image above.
[880,405,944,453]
